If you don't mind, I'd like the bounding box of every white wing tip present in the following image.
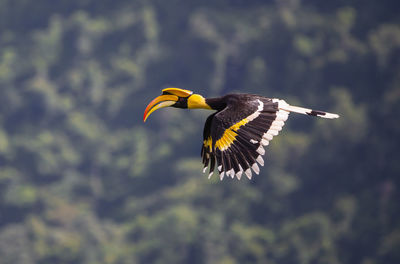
[227,169,235,179]
[257,145,265,155]
[251,163,260,175]
[245,169,252,179]
[256,156,264,166]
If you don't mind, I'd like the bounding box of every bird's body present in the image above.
[144,88,339,180]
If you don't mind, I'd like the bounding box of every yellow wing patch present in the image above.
[204,136,212,152]
[215,118,249,151]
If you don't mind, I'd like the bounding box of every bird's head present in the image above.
[143,88,212,122]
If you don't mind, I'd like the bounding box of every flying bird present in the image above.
[143,88,339,180]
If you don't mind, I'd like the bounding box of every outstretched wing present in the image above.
[201,96,289,180]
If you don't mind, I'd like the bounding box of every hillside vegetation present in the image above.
[0,0,399,263]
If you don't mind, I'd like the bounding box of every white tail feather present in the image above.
[275,99,339,119]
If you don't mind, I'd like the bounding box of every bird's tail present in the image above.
[274,99,339,119]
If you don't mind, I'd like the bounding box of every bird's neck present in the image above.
[205,97,227,111]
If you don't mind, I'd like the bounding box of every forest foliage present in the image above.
[0,0,399,263]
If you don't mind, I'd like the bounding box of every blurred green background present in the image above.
[0,0,399,263]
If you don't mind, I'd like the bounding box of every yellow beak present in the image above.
[143,94,179,122]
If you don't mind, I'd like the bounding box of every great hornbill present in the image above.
[143,88,339,180]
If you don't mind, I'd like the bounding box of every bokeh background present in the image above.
[0,0,399,263]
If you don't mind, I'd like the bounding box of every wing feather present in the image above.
[201,95,289,180]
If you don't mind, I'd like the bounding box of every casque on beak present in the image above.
[143,94,179,122]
